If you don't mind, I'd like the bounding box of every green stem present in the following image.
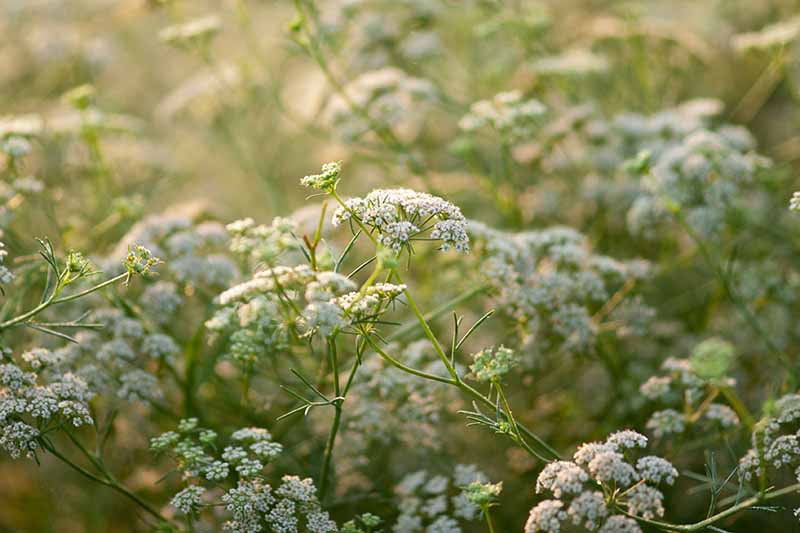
[484,507,496,533]
[718,386,754,430]
[392,271,559,460]
[393,271,458,381]
[365,334,456,385]
[625,482,800,532]
[388,284,489,342]
[495,381,542,458]
[41,439,169,525]
[0,272,128,330]
[319,338,342,501]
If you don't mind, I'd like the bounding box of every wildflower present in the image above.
[123,245,161,280]
[118,370,162,403]
[251,440,283,460]
[605,430,648,451]
[0,136,32,158]
[0,421,39,458]
[598,515,641,533]
[469,345,516,382]
[171,485,206,515]
[301,301,347,337]
[626,485,664,519]
[302,161,342,192]
[525,500,567,533]
[142,334,180,361]
[635,456,678,485]
[276,475,318,504]
[536,461,588,498]
[573,442,616,466]
[588,451,638,488]
[21,348,60,370]
[322,67,437,140]
[462,480,502,508]
[151,431,180,451]
[235,458,263,478]
[791,192,800,211]
[567,491,608,530]
[646,409,685,439]
[704,404,740,428]
[222,446,248,464]
[331,188,469,253]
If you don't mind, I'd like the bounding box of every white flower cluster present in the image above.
[0,352,94,459]
[790,191,800,212]
[639,340,740,440]
[526,430,678,532]
[392,465,489,533]
[323,67,437,140]
[212,262,407,362]
[154,421,336,532]
[226,216,304,266]
[221,474,337,533]
[459,90,546,140]
[575,100,770,239]
[469,221,650,358]
[332,188,469,253]
[302,161,342,192]
[739,393,800,485]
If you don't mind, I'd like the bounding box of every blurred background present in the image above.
[3,0,800,531]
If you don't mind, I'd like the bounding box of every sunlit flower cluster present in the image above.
[526,430,677,532]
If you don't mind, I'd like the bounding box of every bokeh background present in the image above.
[3,0,800,531]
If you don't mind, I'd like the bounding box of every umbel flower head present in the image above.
[332,188,470,253]
[463,480,503,508]
[301,161,342,193]
[526,430,677,533]
[123,245,161,284]
[470,345,517,382]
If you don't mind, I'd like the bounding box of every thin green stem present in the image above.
[367,334,559,459]
[393,271,458,380]
[484,507,496,533]
[320,338,342,501]
[0,272,128,330]
[365,334,456,385]
[624,482,800,532]
[41,439,169,525]
[388,284,490,342]
[718,386,754,430]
